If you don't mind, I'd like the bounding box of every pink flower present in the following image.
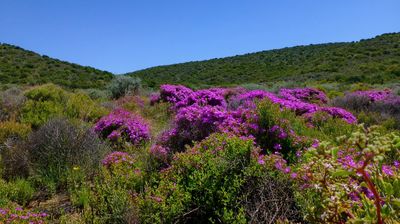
[382,165,394,176]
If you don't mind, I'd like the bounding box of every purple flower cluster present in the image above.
[0,207,47,223]
[94,109,150,145]
[279,88,328,104]
[158,84,194,106]
[150,85,357,164]
[174,89,227,109]
[102,151,135,168]
[352,89,392,102]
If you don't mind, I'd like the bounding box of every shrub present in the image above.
[26,118,110,188]
[241,172,302,223]
[279,87,328,104]
[20,84,107,127]
[83,88,110,100]
[155,105,230,155]
[138,133,257,223]
[0,121,31,143]
[0,87,26,121]
[108,76,141,99]
[5,178,35,206]
[20,84,68,127]
[81,153,142,223]
[0,137,30,180]
[94,109,150,146]
[65,92,108,122]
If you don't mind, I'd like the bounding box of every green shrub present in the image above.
[65,92,108,122]
[0,121,31,143]
[108,76,142,99]
[5,178,35,206]
[83,167,138,223]
[20,84,107,127]
[20,84,68,127]
[0,179,10,207]
[138,133,257,223]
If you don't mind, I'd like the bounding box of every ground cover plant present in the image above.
[0,82,399,223]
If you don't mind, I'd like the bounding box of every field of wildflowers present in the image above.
[0,82,399,223]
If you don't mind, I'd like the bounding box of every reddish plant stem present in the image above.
[357,156,383,224]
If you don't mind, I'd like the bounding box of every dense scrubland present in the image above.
[127,33,400,88]
[0,76,399,223]
[0,33,400,223]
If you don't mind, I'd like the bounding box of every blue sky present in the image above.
[1,0,399,74]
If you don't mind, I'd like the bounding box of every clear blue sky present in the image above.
[1,0,399,74]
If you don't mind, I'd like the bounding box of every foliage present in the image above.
[20,84,107,127]
[0,43,113,89]
[138,133,256,223]
[3,179,35,206]
[108,76,142,99]
[0,121,31,143]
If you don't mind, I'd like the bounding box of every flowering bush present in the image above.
[279,87,328,104]
[0,207,48,224]
[352,89,392,102]
[158,84,194,107]
[102,151,135,169]
[94,109,150,145]
[156,105,229,154]
[174,89,227,109]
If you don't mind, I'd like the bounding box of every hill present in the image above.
[0,44,114,89]
[126,33,400,88]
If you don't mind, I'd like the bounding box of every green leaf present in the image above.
[332,169,352,177]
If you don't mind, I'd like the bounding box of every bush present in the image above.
[26,118,110,188]
[5,178,35,206]
[20,84,69,127]
[0,87,26,121]
[94,109,150,146]
[0,121,31,143]
[20,84,107,127]
[241,172,302,223]
[0,137,30,180]
[138,133,257,223]
[65,92,108,122]
[81,153,143,223]
[108,76,141,99]
[82,88,110,100]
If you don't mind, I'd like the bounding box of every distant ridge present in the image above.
[0,44,113,88]
[126,33,400,88]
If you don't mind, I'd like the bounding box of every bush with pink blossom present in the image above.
[94,109,150,145]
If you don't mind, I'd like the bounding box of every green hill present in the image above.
[0,44,114,89]
[127,33,400,88]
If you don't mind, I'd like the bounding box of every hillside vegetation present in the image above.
[0,44,113,88]
[127,33,400,88]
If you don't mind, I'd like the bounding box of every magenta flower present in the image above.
[94,109,150,145]
[382,165,394,176]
